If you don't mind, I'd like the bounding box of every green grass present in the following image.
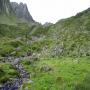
[21,57,90,90]
[0,14,18,25]
[0,63,19,84]
[0,37,28,57]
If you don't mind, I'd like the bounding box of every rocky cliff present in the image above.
[0,0,13,14]
[0,0,34,23]
[11,2,34,22]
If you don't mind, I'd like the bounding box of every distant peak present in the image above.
[11,2,34,22]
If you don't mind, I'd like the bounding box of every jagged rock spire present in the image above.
[11,2,34,22]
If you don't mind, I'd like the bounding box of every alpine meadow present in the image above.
[0,0,90,90]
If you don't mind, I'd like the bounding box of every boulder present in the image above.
[40,65,52,72]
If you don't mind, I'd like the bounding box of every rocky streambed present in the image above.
[0,57,30,90]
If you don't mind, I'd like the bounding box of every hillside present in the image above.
[22,8,90,58]
[36,8,90,58]
[0,1,90,90]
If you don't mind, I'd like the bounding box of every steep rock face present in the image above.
[11,2,34,22]
[0,0,13,14]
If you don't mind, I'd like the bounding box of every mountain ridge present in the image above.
[11,2,34,22]
[0,0,34,24]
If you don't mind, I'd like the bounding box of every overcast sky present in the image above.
[10,0,90,24]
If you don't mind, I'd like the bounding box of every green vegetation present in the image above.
[29,39,53,52]
[0,4,90,90]
[0,14,20,25]
[21,57,90,90]
[0,63,19,84]
[45,9,90,57]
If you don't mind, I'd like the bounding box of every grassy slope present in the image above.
[0,14,19,25]
[38,8,90,57]
[0,23,50,57]
[0,23,41,57]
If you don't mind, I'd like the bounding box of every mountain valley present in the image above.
[0,0,90,90]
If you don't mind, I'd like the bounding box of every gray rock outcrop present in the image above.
[11,2,34,22]
[0,0,13,14]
